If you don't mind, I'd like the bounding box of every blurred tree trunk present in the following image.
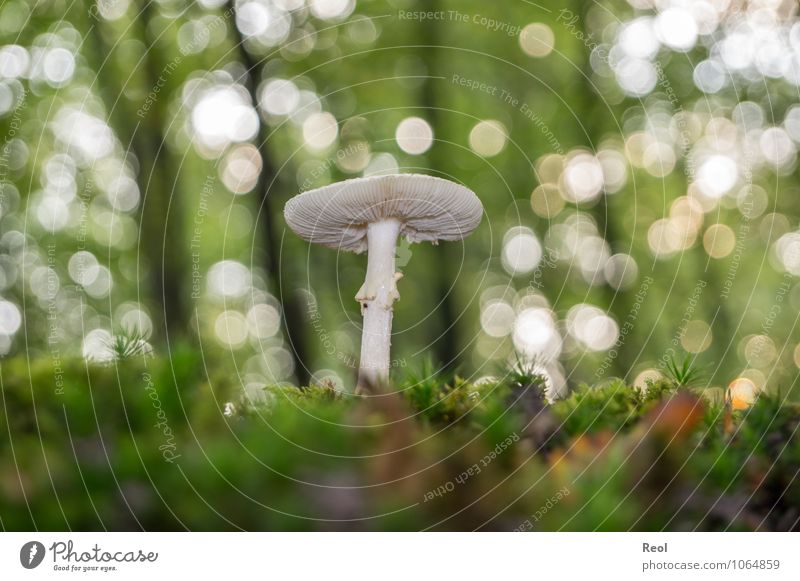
[700,256,736,382]
[418,0,463,373]
[84,2,188,342]
[226,1,310,386]
[572,1,632,378]
[137,0,189,341]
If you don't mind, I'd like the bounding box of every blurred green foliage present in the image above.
[2,0,800,395]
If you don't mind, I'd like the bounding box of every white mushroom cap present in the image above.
[284,174,483,253]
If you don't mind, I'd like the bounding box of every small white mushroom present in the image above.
[284,173,483,390]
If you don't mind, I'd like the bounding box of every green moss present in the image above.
[401,366,483,424]
[550,379,675,436]
[1,355,798,531]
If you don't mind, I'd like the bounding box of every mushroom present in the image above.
[284,173,483,390]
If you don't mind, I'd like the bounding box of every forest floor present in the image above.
[1,351,798,531]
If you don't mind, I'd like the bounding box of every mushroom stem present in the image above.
[356,218,402,390]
